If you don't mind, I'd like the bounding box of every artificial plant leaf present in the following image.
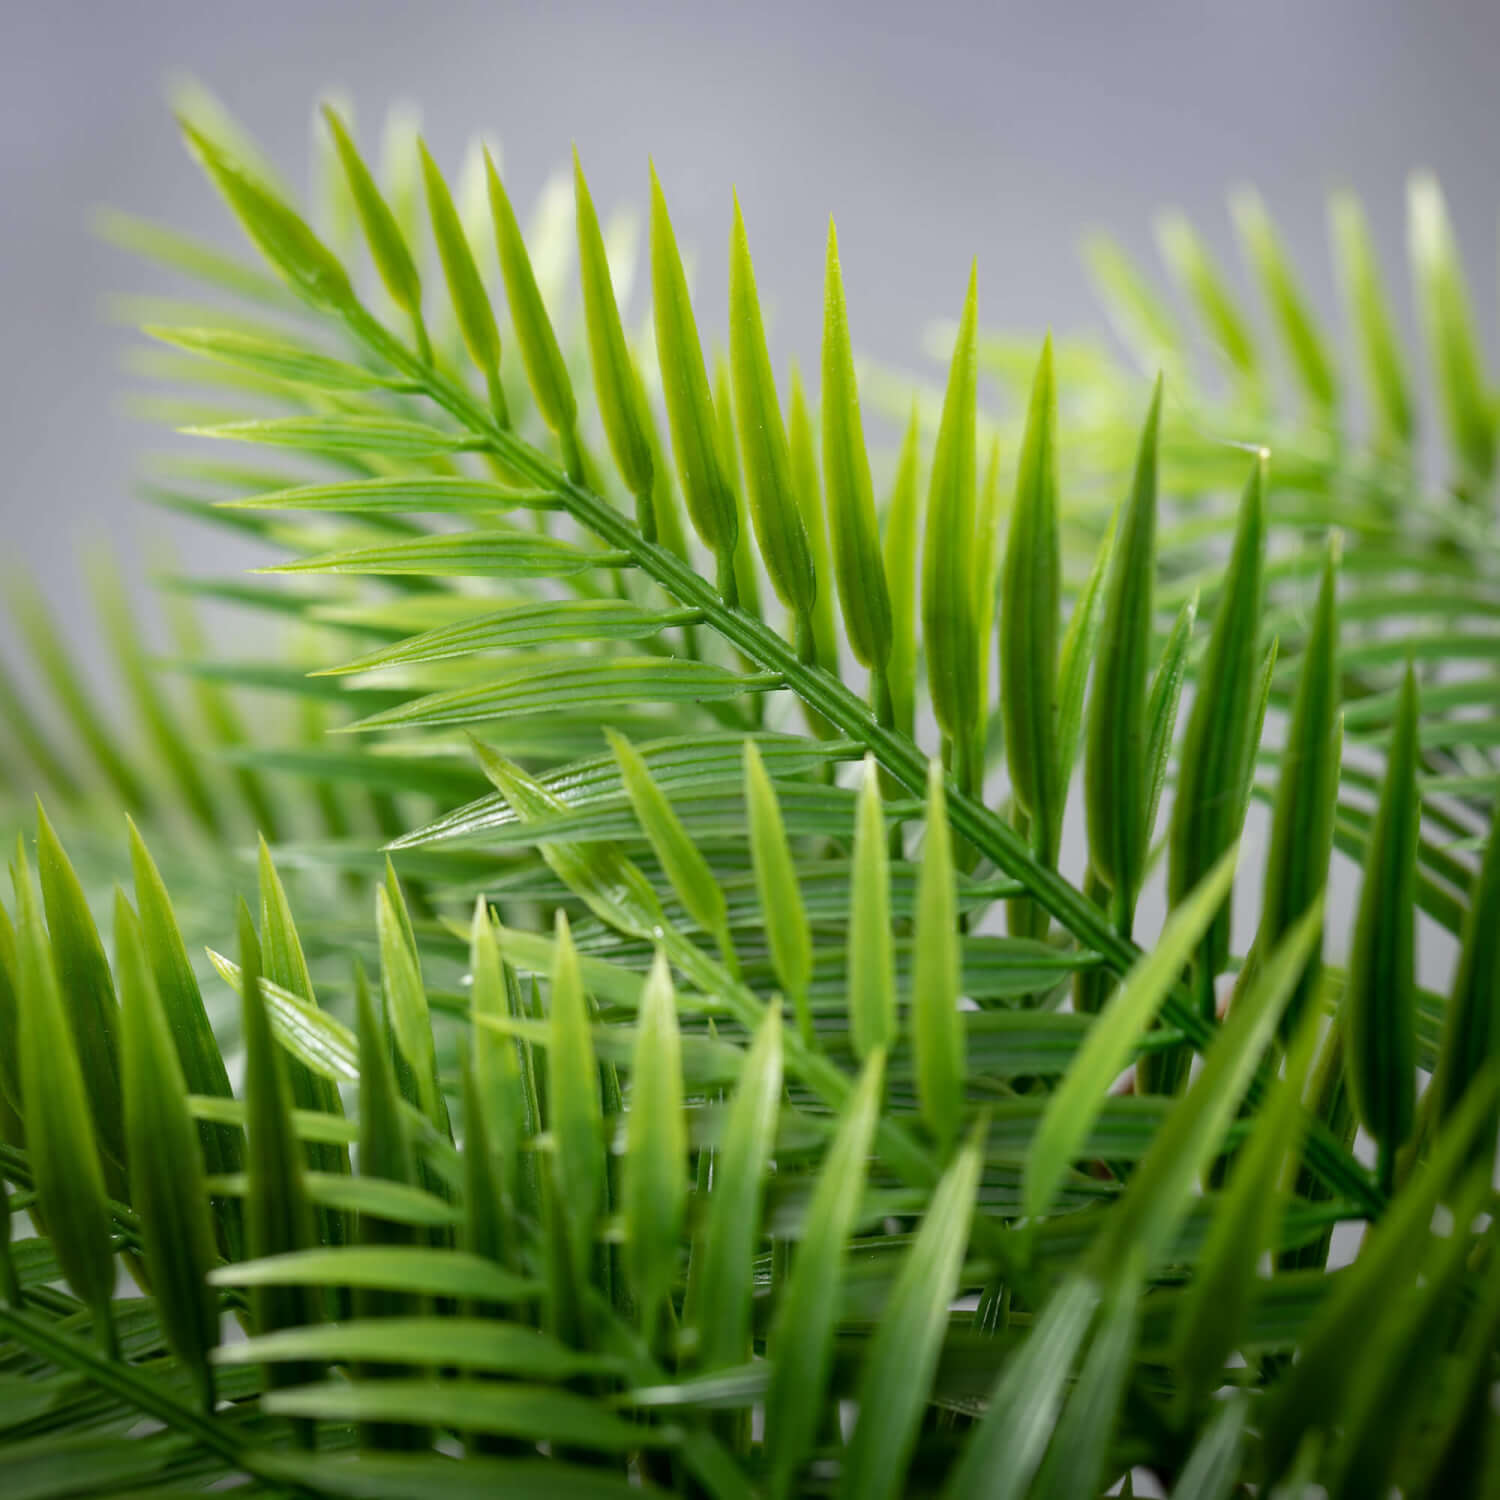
[744,741,813,1043]
[486,150,578,449]
[820,220,893,675]
[649,165,738,584]
[1000,336,1063,866]
[573,150,655,518]
[1342,663,1419,1185]
[838,1116,983,1500]
[1085,376,1161,919]
[11,847,116,1350]
[1167,455,1266,1017]
[694,1003,783,1371]
[1025,845,1238,1220]
[912,759,964,1153]
[115,891,220,1408]
[848,757,896,1060]
[764,1048,884,1499]
[728,197,817,634]
[623,950,687,1336]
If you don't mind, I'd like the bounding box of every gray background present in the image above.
[3,0,1499,648]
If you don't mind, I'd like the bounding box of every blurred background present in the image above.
[4,0,1499,646]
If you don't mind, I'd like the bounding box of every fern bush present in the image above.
[3,87,1500,1497]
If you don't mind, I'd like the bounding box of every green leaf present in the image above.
[10,848,116,1349]
[1143,591,1197,843]
[547,911,606,1279]
[912,759,964,1153]
[1000,336,1063,864]
[206,948,359,1083]
[1343,664,1419,1184]
[321,106,424,335]
[0,1433,182,1500]
[1096,899,1325,1271]
[114,891,219,1407]
[765,1048,884,1499]
[787,365,840,672]
[472,742,665,942]
[921,266,980,764]
[11,581,149,810]
[348,654,764,734]
[838,1116,983,1500]
[89,556,220,834]
[649,166,738,583]
[1170,1002,1321,1418]
[181,119,355,311]
[237,901,322,1380]
[270,1379,674,1454]
[695,1003,783,1370]
[1168,1398,1247,1500]
[1329,190,1412,447]
[1053,501,1112,798]
[1168,455,1266,1013]
[1430,811,1500,1140]
[216,1316,616,1378]
[187,413,470,457]
[1031,1258,1144,1500]
[1083,233,1183,376]
[1025,845,1238,1221]
[228,474,552,515]
[355,963,417,1227]
[468,902,532,1255]
[940,1274,1101,1500]
[259,839,350,1210]
[623,950,687,1335]
[820,219,893,674]
[210,1245,537,1303]
[377,868,442,1129]
[419,139,505,416]
[728,196,817,636]
[1155,209,1260,393]
[486,150,577,448]
[573,151,654,517]
[849,756,896,1060]
[253,1451,656,1500]
[146,323,392,391]
[1255,533,1341,1037]
[1259,1066,1500,1484]
[883,404,922,737]
[321,599,692,676]
[609,729,734,964]
[1230,187,1338,413]
[1085,377,1161,918]
[34,807,125,1179]
[744,741,813,1043]
[1409,171,1494,489]
[268,527,605,579]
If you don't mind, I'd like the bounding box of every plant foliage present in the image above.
[2,86,1500,1496]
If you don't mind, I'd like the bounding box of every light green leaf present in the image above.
[922,266,980,763]
[912,760,964,1153]
[728,196,816,634]
[838,1116,983,1500]
[649,165,738,584]
[695,1003,782,1370]
[623,951,687,1335]
[765,1048,884,1499]
[487,150,577,447]
[574,150,655,516]
[1025,846,1237,1220]
[1000,336,1063,864]
[848,756,896,1060]
[114,891,219,1406]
